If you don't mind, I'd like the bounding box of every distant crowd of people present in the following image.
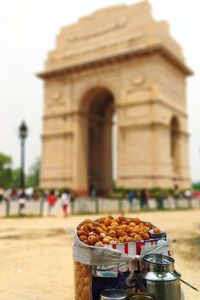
[44,189,72,217]
[0,184,198,216]
[127,188,150,210]
[0,188,73,217]
[127,185,193,211]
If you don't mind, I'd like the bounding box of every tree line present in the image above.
[1,151,200,192]
[0,152,40,189]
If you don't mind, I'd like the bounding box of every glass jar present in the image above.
[74,261,92,300]
[100,289,128,300]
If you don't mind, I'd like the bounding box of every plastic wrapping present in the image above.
[73,228,169,266]
[73,228,169,300]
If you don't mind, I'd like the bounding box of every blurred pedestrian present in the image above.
[173,184,180,208]
[128,190,136,211]
[39,189,48,216]
[4,189,11,216]
[184,189,192,199]
[18,189,26,215]
[156,189,165,209]
[184,188,192,208]
[167,192,175,209]
[173,184,180,199]
[91,185,97,199]
[140,188,148,209]
[47,190,56,216]
[70,190,75,214]
[61,189,71,217]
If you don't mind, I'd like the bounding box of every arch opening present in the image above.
[81,87,116,195]
[170,116,180,175]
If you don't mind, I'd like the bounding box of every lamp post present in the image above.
[19,121,28,189]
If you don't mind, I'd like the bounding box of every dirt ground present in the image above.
[0,210,200,300]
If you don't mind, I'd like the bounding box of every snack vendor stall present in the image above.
[73,215,182,300]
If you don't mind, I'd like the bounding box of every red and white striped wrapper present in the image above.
[94,238,169,276]
[108,238,159,255]
[108,239,160,272]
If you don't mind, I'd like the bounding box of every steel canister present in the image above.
[139,254,181,300]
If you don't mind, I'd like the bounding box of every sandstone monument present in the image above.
[38,1,192,194]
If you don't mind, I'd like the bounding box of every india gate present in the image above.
[38,1,192,194]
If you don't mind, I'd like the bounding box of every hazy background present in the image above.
[0,0,199,181]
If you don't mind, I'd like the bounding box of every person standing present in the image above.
[128,190,136,211]
[61,189,70,217]
[4,189,11,216]
[156,189,165,210]
[18,189,27,216]
[47,190,56,216]
[70,190,75,214]
[173,184,180,209]
[140,188,148,209]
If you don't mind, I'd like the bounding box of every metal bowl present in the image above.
[100,289,128,300]
[129,293,155,300]
[148,229,166,239]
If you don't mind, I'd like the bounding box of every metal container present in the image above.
[100,289,128,300]
[129,293,155,300]
[148,229,167,240]
[139,254,181,300]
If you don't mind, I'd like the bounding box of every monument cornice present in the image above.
[118,174,190,181]
[118,121,190,136]
[41,132,73,139]
[40,176,73,180]
[43,111,77,120]
[43,110,113,124]
[116,97,188,117]
[37,44,192,80]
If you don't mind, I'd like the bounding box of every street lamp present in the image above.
[19,121,28,189]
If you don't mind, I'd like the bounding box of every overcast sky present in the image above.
[0,0,199,182]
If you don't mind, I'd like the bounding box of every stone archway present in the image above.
[80,87,115,194]
[38,1,192,192]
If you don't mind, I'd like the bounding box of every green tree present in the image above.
[26,158,40,187]
[0,152,12,188]
[11,168,21,188]
[192,182,200,191]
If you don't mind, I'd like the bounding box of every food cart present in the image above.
[73,215,183,300]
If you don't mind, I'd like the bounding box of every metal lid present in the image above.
[100,289,128,300]
[142,254,175,273]
[144,254,174,265]
[130,294,154,300]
